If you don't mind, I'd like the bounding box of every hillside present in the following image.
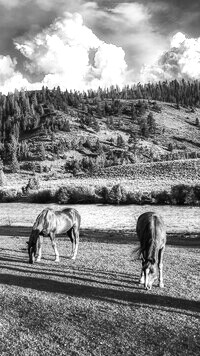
[11,101,200,172]
[0,83,199,196]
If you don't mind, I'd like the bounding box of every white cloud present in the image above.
[80,2,167,82]
[0,55,38,94]
[91,43,127,88]
[0,0,29,8]
[141,32,200,82]
[14,12,127,91]
[110,3,150,26]
[171,32,186,48]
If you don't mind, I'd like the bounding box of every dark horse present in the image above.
[28,208,81,264]
[135,211,166,290]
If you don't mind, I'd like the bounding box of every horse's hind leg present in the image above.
[36,234,43,262]
[158,247,165,288]
[49,232,60,262]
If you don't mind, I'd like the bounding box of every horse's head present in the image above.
[28,229,39,264]
[143,260,157,290]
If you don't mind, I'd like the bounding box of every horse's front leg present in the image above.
[50,232,60,262]
[36,234,43,262]
[71,227,79,260]
[158,247,165,288]
[140,269,145,285]
[139,259,145,284]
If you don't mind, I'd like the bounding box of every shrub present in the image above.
[171,184,190,205]
[29,190,55,203]
[0,189,22,202]
[55,186,71,204]
[20,162,38,172]
[105,184,127,204]
[55,186,102,204]
[22,176,40,193]
[193,185,200,201]
[170,184,200,205]
[0,169,5,186]
[151,190,171,204]
[126,191,143,204]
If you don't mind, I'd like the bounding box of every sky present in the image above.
[0,0,200,93]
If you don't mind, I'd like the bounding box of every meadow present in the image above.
[0,203,199,355]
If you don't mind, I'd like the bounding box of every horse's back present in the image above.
[136,211,166,248]
[54,208,81,234]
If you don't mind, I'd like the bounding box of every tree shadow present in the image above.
[0,262,139,290]
[0,226,199,247]
[0,226,31,237]
[0,272,199,316]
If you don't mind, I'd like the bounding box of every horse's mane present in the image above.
[32,209,53,231]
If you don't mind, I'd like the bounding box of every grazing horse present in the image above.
[28,208,81,264]
[135,211,166,290]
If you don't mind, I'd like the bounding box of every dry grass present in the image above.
[0,203,199,355]
[0,232,199,356]
[0,203,200,233]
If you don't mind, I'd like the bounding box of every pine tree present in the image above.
[39,143,46,161]
[147,112,156,134]
[10,153,20,173]
[0,159,5,186]
[117,134,125,148]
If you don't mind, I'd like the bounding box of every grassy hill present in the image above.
[0,91,200,203]
[16,100,200,175]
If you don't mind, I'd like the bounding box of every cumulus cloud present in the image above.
[0,55,38,94]
[13,12,127,92]
[81,2,167,82]
[0,0,27,8]
[141,32,200,82]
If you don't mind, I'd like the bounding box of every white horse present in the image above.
[28,208,81,264]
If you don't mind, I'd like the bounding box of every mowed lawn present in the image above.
[0,231,199,356]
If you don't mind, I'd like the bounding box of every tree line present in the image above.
[0,79,199,171]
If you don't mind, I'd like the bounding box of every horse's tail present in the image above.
[147,215,159,264]
[132,244,142,260]
[77,211,81,230]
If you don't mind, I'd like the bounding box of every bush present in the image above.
[171,184,192,205]
[126,191,143,204]
[0,189,22,202]
[20,162,38,172]
[0,169,6,186]
[55,186,102,204]
[103,184,127,204]
[29,190,55,203]
[22,177,40,193]
[170,184,200,205]
[151,190,171,204]
[193,185,200,200]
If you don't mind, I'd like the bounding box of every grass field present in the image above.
[0,204,199,355]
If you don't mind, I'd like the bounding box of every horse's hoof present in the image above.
[159,283,164,288]
[55,259,60,262]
